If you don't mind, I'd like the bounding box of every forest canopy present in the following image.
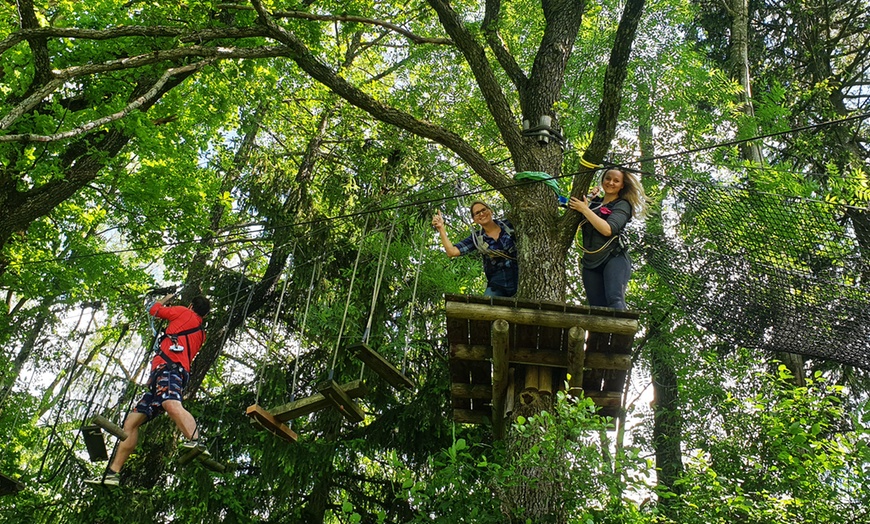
[1,0,869,522]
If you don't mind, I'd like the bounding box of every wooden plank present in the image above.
[586,353,631,370]
[0,472,24,496]
[446,301,639,335]
[91,414,127,441]
[81,425,109,462]
[585,391,623,408]
[270,380,367,422]
[446,316,470,345]
[491,319,510,441]
[451,344,491,361]
[349,343,415,390]
[509,347,569,367]
[319,380,365,423]
[245,404,298,443]
[451,383,494,399]
[453,408,491,425]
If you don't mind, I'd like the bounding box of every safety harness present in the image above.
[157,325,203,374]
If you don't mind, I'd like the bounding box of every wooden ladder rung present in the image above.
[81,425,109,462]
[349,343,415,390]
[0,472,24,496]
[91,415,128,441]
[318,380,365,423]
[269,380,368,422]
[245,404,298,443]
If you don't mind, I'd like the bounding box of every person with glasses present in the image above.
[568,168,647,310]
[432,201,518,297]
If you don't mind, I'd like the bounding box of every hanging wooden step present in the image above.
[81,425,109,462]
[318,380,365,423]
[269,380,368,422]
[178,445,227,473]
[197,455,226,473]
[349,343,415,391]
[245,404,298,443]
[0,472,24,496]
[91,415,128,441]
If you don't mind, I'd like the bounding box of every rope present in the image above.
[402,228,427,374]
[289,259,320,404]
[330,214,370,380]
[255,261,293,405]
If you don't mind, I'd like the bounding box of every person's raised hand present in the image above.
[432,210,445,230]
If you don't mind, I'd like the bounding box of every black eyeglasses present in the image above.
[472,208,490,217]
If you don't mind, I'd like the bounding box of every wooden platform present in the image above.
[445,294,639,438]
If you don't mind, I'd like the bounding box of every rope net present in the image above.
[643,174,870,369]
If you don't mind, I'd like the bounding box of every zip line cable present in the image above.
[8,111,870,269]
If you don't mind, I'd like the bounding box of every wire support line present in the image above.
[8,111,870,269]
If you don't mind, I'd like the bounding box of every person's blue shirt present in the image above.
[454,219,518,297]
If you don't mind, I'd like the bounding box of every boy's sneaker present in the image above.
[84,471,120,487]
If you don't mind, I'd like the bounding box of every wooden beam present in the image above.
[567,326,586,395]
[245,404,298,443]
[451,383,493,399]
[450,344,491,361]
[509,347,569,367]
[446,301,638,334]
[319,380,365,423]
[350,343,415,391]
[451,344,630,372]
[490,319,510,441]
[453,409,491,425]
[270,380,367,422]
[91,415,127,441]
[585,353,631,370]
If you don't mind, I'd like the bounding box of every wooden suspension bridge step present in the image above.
[270,380,368,422]
[197,455,227,473]
[0,472,24,496]
[349,343,415,390]
[318,380,366,423]
[81,425,109,462]
[245,404,298,443]
[91,414,128,441]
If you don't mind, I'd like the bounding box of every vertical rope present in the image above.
[403,229,426,373]
[330,214,370,380]
[289,259,320,403]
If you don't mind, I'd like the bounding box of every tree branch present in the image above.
[249,0,509,192]
[273,10,453,46]
[425,0,521,187]
[481,0,527,91]
[0,60,214,143]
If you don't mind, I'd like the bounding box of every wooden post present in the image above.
[566,326,586,397]
[538,368,553,397]
[490,319,510,440]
